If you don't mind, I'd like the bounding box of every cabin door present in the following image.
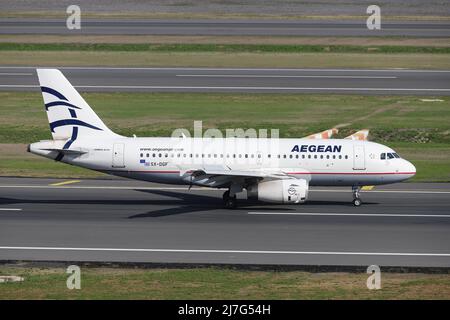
[112,143,125,168]
[353,145,365,170]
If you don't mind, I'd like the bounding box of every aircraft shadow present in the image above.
[0,188,378,220]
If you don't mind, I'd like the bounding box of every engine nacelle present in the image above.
[247,179,309,204]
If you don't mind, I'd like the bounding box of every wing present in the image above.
[178,165,301,188]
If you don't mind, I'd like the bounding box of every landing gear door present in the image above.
[353,145,365,170]
[112,143,125,168]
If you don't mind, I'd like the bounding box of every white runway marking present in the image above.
[248,212,450,218]
[0,208,22,211]
[0,85,448,92]
[0,246,449,257]
[176,74,397,79]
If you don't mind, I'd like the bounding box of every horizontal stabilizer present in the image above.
[42,148,87,155]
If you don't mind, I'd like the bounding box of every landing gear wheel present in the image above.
[352,186,362,207]
[223,190,237,209]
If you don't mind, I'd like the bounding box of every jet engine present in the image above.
[247,179,309,204]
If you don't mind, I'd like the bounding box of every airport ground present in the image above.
[1,265,449,299]
[1,178,450,299]
[0,4,449,299]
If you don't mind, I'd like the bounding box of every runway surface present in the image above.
[1,18,449,37]
[1,177,450,267]
[1,66,449,95]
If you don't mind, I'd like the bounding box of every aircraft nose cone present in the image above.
[406,160,416,177]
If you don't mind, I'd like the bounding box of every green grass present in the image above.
[0,266,449,299]
[2,43,449,54]
[2,51,449,69]
[0,92,449,181]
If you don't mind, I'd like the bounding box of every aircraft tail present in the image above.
[37,69,117,140]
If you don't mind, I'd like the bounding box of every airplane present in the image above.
[28,69,416,208]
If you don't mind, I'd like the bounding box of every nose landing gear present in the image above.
[352,186,362,206]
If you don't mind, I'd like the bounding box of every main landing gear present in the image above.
[352,186,362,206]
[223,190,237,209]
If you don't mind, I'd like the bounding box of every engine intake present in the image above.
[247,179,309,204]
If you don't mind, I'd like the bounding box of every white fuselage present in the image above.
[30,136,416,187]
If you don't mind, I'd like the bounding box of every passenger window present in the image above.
[140,153,143,157]
[338,155,342,159]
[289,155,293,159]
[345,155,348,159]
[320,155,323,159]
[308,155,311,159]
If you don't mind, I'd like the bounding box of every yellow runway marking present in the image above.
[50,180,81,186]
[361,186,375,191]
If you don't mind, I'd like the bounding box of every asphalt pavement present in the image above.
[1,177,449,267]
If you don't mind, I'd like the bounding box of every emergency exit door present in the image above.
[353,145,365,170]
[112,143,125,168]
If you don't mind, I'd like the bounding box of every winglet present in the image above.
[345,129,369,141]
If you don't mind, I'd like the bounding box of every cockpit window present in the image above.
[387,153,395,159]
[393,153,400,158]
[380,153,386,160]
